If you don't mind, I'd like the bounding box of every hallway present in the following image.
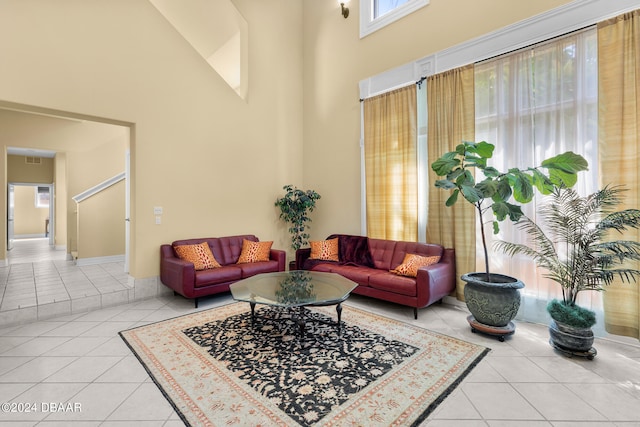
[0,238,130,327]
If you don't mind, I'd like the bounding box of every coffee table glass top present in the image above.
[230,271,357,308]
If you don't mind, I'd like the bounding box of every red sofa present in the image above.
[160,234,286,307]
[296,234,456,319]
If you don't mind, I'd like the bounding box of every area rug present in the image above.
[120,303,489,426]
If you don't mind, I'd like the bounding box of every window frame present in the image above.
[35,186,50,208]
[360,0,429,39]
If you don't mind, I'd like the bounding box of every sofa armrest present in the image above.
[296,248,312,270]
[415,248,456,305]
[160,245,196,296]
[270,249,287,271]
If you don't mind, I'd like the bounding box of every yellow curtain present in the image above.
[426,65,476,300]
[598,10,640,339]
[363,85,418,241]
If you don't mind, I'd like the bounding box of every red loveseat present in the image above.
[296,234,456,319]
[160,234,286,307]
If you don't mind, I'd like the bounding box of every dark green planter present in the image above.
[548,319,594,353]
[462,272,524,327]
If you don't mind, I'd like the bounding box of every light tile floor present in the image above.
[0,239,131,327]
[0,238,639,426]
[0,291,639,426]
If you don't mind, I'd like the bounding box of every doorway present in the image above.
[7,183,61,264]
[1,106,132,270]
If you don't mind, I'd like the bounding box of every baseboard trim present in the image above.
[75,254,125,266]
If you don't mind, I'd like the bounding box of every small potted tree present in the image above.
[495,185,640,358]
[275,185,321,268]
[431,141,588,340]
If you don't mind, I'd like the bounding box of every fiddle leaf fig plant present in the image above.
[275,185,321,251]
[431,141,588,279]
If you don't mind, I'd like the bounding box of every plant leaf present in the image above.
[512,171,534,203]
[495,176,512,201]
[483,166,501,178]
[461,185,482,203]
[476,179,498,199]
[541,151,589,174]
[431,152,459,175]
[549,168,578,188]
[445,189,459,206]
[531,169,555,194]
[434,179,457,190]
[475,141,495,158]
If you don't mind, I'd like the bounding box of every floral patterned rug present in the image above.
[120,303,489,426]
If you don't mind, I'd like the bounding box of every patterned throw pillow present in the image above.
[237,239,273,263]
[309,238,339,261]
[174,242,221,270]
[390,253,440,277]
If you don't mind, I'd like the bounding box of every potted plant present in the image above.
[275,185,321,268]
[495,185,640,357]
[431,141,588,339]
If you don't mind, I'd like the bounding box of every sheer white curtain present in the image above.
[474,28,601,326]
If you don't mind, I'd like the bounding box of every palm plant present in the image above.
[495,185,640,323]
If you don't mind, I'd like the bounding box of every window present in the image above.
[360,0,429,38]
[374,0,410,18]
[35,186,50,208]
[474,27,599,324]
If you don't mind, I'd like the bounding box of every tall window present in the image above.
[474,27,600,323]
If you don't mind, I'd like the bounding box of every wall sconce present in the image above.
[340,2,349,19]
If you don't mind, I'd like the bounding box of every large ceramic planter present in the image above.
[548,319,595,354]
[462,272,524,327]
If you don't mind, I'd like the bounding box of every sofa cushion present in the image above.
[194,265,242,287]
[328,265,377,287]
[173,242,221,270]
[308,262,334,273]
[368,238,397,271]
[369,272,417,297]
[238,260,280,278]
[391,254,440,277]
[390,242,444,270]
[217,235,258,264]
[237,239,273,263]
[310,238,339,261]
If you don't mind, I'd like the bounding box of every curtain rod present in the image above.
[359,76,426,102]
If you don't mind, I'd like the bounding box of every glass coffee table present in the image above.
[229,270,357,335]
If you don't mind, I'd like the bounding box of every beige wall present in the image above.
[66,138,127,257]
[77,181,125,259]
[12,185,49,236]
[0,0,583,282]
[0,0,304,279]
[7,155,54,184]
[301,0,574,242]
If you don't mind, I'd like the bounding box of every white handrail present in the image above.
[72,172,125,203]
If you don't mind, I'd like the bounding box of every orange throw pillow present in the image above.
[309,238,339,261]
[174,242,221,270]
[391,253,440,277]
[237,239,273,263]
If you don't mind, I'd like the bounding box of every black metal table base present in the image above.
[248,302,344,335]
